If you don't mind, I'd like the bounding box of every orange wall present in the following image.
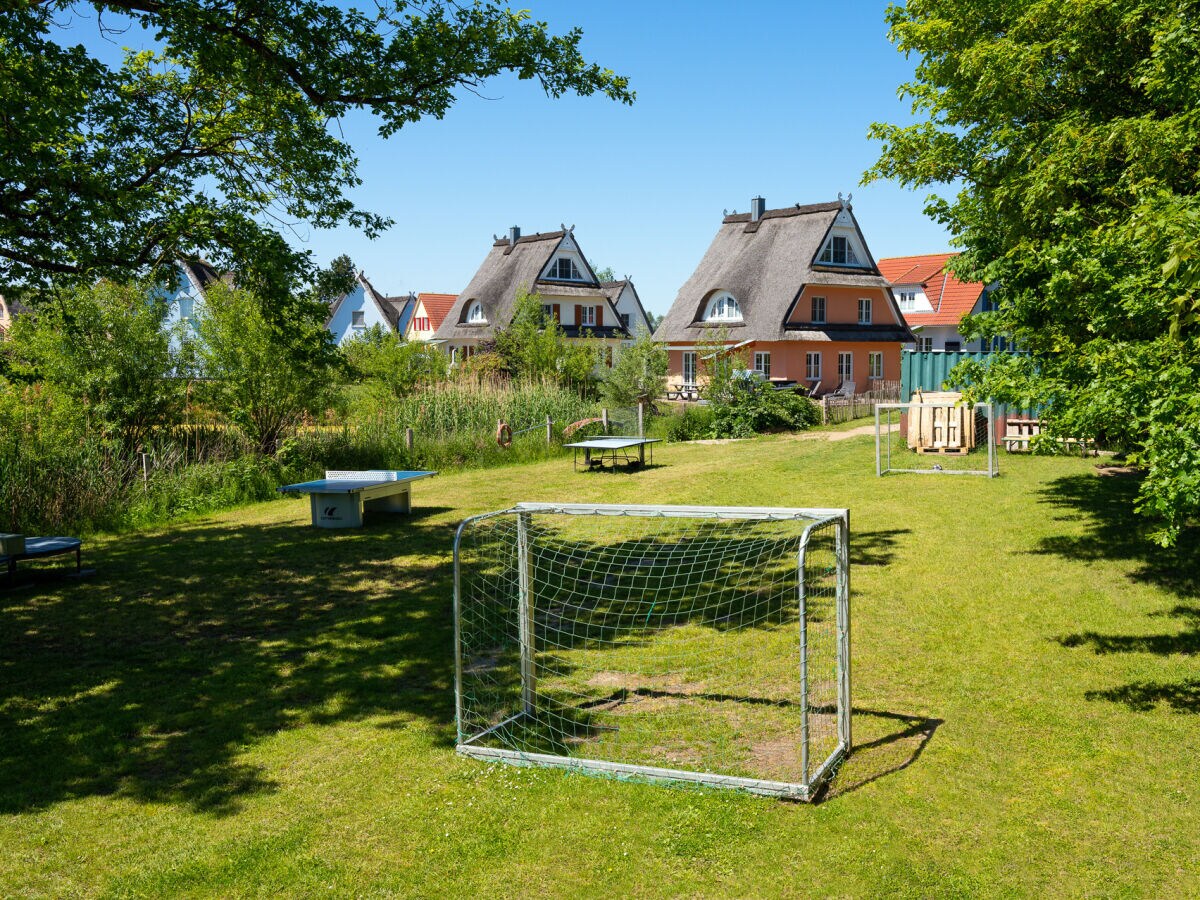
[667,341,902,387]
[789,285,898,325]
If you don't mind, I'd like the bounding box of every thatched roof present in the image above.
[654,201,896,343]
[434,230,638,341]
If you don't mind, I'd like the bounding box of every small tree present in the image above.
[196,284,336,454]
[494,288,562,379]
[342,325,448,405]
[6,281,183,450]
[602,329,667,407]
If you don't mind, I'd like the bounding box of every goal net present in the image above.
[453,502,851,800]
[875,401,999,477]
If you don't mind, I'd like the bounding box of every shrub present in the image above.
[663,405,716,442]
[709,376,819,438]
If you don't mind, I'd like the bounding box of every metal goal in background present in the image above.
[876,401,999,477]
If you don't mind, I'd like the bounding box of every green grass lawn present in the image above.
[2,433,1198,897]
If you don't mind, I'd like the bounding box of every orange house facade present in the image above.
[656,197,911,395]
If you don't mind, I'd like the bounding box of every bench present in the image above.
[665,385,700,401]
[2,536,83,582]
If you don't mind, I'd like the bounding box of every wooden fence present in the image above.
[818,381,901,426]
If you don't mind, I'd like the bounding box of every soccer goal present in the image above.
[453,502,851,801]
[875,401,999,477]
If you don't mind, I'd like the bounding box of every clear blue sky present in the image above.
[63,1,953,314]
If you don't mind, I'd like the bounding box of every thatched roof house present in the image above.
[655,196,911,395]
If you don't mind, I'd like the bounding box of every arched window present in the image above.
[466,300,486,323]
[704,291,742,322]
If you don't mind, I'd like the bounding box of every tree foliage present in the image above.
[342,324,448,407]
[195,283,336,454]
[2,2,633,301]
[601,328,667,408]
[5,281,184,449]
[866,0,1200,544]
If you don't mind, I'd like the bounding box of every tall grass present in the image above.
[0,378,603,536]
[290,378,601,472]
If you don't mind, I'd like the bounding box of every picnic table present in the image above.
[2,536,83,582]
[278,470,437,528]
[563,437,661,472]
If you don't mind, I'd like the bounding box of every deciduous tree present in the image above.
[866,0,1200,544]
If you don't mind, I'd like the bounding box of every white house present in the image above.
[432,226,653,364]
[325,271,414,346]
[876,253,999,351]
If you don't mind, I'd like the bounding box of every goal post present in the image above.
[875,401,999,477]
[452,502,851,800]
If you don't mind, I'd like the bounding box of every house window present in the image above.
[704,291,742,322]
[917,336,933,352]
[805,352,821,380]
[818,235,859,265]
[351,310,365,328]
[897,290,917,311]
[944,341,961,352]
[682,351,697,385]
[178,297,194,321]
[620,313,630,330]
[868,351,883,379]
[811,296,826,323]
[858,298,872,325]
[753,351,771,378]
[548,257,582,280]
[580,305,596,327]
[838,351,853,381]
[414,316,429,332]
[467,301,485,323]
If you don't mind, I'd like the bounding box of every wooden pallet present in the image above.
[916,446,970,456]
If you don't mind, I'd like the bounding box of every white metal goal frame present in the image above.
[452,502,851,801]
[875,401,999,478]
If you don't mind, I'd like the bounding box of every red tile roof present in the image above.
[416,293,457,331]
[877,252,985,326]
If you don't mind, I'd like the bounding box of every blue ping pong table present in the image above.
[563,436,660,472]
[278,470,437,528]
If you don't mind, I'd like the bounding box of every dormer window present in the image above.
[818,235,860,266]
[704,291,742,322]
[466,301,486,324]
[547,257,583,280]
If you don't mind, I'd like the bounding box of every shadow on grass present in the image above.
[0,505,460,816]
[851,529,910,568]
[1038,473,1200,715]
[819,707,942,802]
[1033,473,1199,599]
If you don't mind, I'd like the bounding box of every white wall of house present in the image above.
[327,279,391,346]
[155,265,207,353]
[405,297,437,341]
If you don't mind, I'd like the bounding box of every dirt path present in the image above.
[792,422,896,441]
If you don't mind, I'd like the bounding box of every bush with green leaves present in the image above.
[708,375,819,439]
[196,283,338,455]
[662,405,716,442]
[5,281,184,450]
[602,328,667,408]
[341,325,447,411]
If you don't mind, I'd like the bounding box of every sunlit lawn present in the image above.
[1,431,1197,896]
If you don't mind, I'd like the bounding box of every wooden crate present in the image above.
[906,391,977,452]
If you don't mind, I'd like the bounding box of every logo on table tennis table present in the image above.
[322,506,341,520]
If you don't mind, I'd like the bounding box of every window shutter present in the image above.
[596,304,604,327]
[574,305,583,327]
[552,304,560,323]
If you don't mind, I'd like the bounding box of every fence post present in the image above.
[637,402,644,437]
[545,415,552,445]
[405,427,414,452]
[602,408,608,432]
